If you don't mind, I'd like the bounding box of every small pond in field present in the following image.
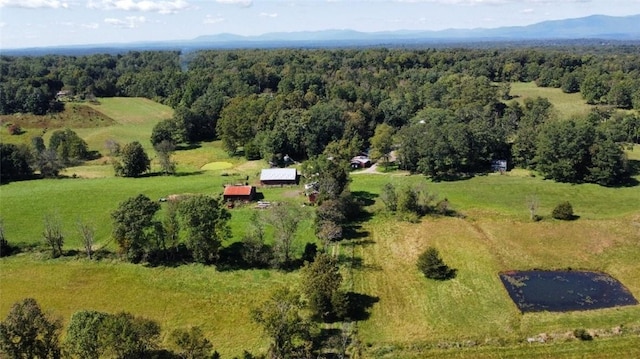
[499,270,638,313]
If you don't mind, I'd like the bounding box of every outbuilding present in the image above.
[260,168,298,186]
[223,185,256,202]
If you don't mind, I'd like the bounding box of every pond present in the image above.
[499,270,638,313]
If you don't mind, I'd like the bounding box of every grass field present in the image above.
[509,82,593,118]
[1,96,640,358]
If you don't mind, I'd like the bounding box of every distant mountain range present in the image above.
[5,14,640,56]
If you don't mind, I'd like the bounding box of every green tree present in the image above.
[380,183,398,212]
[99,312,160,359]
[416,247,456,280]
[0,298,61,359]
[115,141,150,177]
[586,135,628,186]
[534,118,594,183]
[64,310,108,359]
[169,326,215,359]
[111,194,160,261]
[48,128,89,165]
[177,195,231,264]
[154,140,177,175]
[552,201,575,220]
[0,143,33,183]
[251,287,312,359]
[370,123,394,169]
[150,118,186,147]
[301,253,345,321]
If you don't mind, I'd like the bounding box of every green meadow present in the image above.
[1,95,640,358]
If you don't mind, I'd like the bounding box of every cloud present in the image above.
[521,8,534,13]
[89,0,189,14]
[259,12,278,18]
[0,0,69,9]
[203,14,225,24]
[393,0,590,4]
[82,22,100,29]
[104,15,147,28]
[216,0,252,7]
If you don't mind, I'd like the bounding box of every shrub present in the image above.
[417,247,456,280]
[573,328,593,341]
[552,201,575,220]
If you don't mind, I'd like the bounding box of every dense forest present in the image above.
[1,46,639,185]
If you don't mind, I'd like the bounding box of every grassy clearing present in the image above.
[509,82,593,118]
[0,256,295,358]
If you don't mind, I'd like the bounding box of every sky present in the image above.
[1,0,639,49]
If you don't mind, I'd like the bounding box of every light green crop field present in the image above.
[2,98,640,358]
[509,82,594,118]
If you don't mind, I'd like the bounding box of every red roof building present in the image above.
[223,185,256,202]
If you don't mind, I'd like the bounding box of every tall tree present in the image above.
[115,141,150,177]
[64,310,108,359]
[268,203,300,268]
[111,194,160,261]
[300,253,345,321]
[369,123,394,169]
[169,326,215,359]
[0,298,61,359]
[251,287,313,359]
[177,195,231,264]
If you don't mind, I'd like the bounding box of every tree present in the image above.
[314,199,345,246]
[111,194,160,261]
[177,195,231,264]
[416,247,456,280]
[42,213,64,258]
[169,327,215,359]
[268,203,301,268]
[0,143,33,183]
[150,118,185,147]
[115,141,150,177]
[48,128,89,165]
[0,298,61,359]
[76,220,95,259]
[251,287,313,359]
[154,140,177,175]
[552,201,575,220]
[99,312,160,359]
[36,149,66,178]
[301,253,345,321]
[379,183,398,212]
[369,123,394,169]
[64,310,108,359]
[586,135,629,186]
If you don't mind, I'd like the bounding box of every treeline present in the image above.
[2,47,639,184]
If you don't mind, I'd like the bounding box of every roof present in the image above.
[260,168,297,181]
[351,156,371,164]
[223,185,254,196]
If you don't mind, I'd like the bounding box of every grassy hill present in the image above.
[1,96,640,358]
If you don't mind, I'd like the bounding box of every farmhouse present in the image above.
[223,185,256,202]
[260,168,298,186]
[350,155,372,169]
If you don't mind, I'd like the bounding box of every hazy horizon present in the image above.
[2,0,640,49]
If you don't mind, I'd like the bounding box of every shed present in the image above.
[491,159,508,172]
[260,168,298,186]
[223,185,256,202]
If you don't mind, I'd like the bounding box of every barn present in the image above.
[260,168,298,186]
[223,185,256,202]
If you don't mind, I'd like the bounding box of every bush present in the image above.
[552,201,575,220]
[573,328,593,341]
[417,247,456,280]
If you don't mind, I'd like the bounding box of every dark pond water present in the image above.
[499,270,638,313]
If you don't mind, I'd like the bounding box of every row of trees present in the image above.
[0,128,92,182]
[0,298,218,359]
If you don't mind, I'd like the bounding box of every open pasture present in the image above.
[509,82,593,118]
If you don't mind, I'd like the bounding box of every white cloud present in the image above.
[203,14,225,24]
[259,12,278,18]
[0,22,6,28]
[0,0,69,9]
[82,22,100,29]
[104,15,147,28]
[216,0,252,7]
[393,0,589,4]
[521,8,534,13]
[89,0,189,14]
